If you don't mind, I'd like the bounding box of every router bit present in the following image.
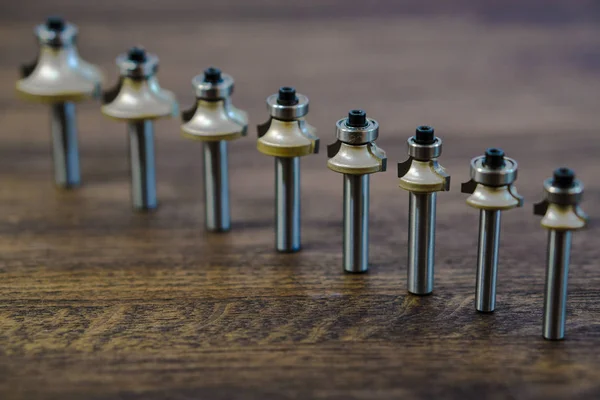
[398,126,450,295]
[101,47,178,211]
[461,148,523,312]
[533,168,588,340]
[16,16,102,188]
[257,87,319,252]
[181,67,248,232]
[327,110,387,273]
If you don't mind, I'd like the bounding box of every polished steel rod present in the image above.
[203,141,230,232]
[128,120,157,211]
[475,209,502,312]
[275,157,301,252]
[407,192,437,295]
[50,102,80,188]
[343,174,369,273]
[543,230,572,340]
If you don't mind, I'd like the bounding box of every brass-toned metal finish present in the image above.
[102,76,177,121]
[180,68,248,232]
[398,159,450,193]
[327,110,387,273]
[101,47,178,211]
[464,184,523,211]
[182,100,246,142]
[16,17,102,189]
[257,119,319,158]
[461,148,523,313]
[327,143,386,175]
[398,126,450,295]
[533,168,588,340]
[257,87,319,252]
[17,20,102,103]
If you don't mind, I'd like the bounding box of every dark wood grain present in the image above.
[1,2,600,399]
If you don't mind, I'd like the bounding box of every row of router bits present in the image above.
[17,18,588,340]
[397,131,588,341]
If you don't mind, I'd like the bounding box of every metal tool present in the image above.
[101,47,178,211]
[533,168,588,340]
[461,148,523,312]
[257,87,319,252]
[327,110,387,273]
[16,16,102,189]
[398,126,450,295]
[181,67,248,232]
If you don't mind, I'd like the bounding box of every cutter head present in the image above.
[180,68,248,141]
[256,87,318,157]
[533,168,588,230]
[327,110,386,175]
[398,125,450,193]
[461,148,523,210]
[16,17,102,102]
[101,47,178,121]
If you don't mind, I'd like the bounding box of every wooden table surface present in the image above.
[1,2,599,399]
